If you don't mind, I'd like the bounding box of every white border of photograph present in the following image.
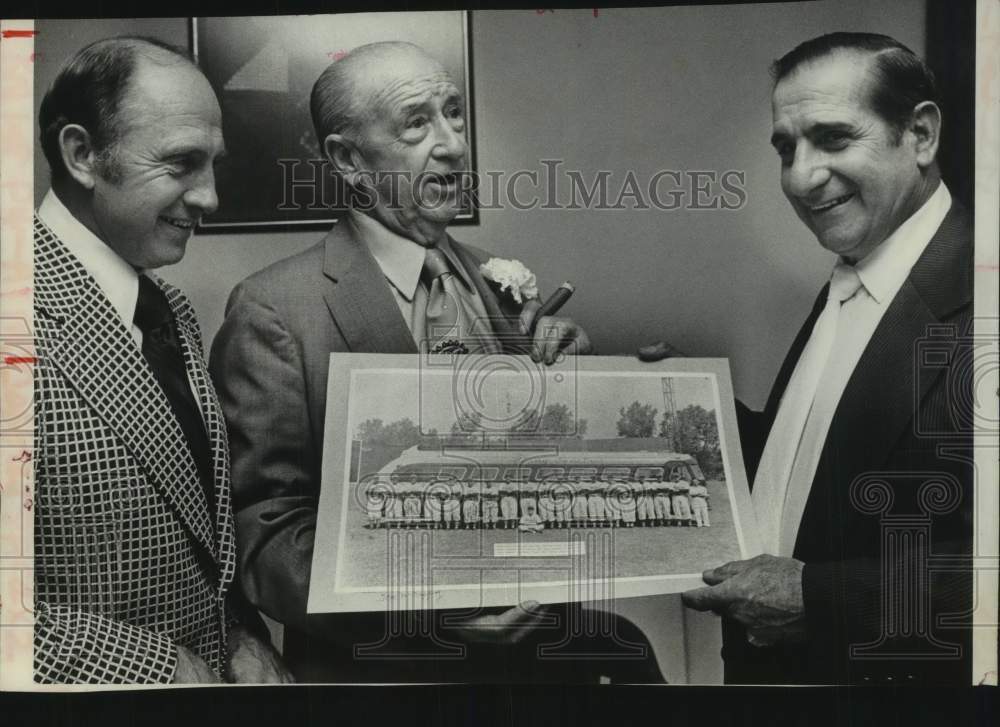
[308,354,761,614]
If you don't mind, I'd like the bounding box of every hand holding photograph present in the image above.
[308,354,760,614]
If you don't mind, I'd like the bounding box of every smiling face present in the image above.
[88,57,224,269]
[348,47,467,244]
[770,52,935,262]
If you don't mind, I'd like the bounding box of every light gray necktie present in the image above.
[419,247,500,354]
[751,262,863,555]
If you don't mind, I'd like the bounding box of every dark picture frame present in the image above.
[190,11,476,232]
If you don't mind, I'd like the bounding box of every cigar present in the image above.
[528,282,575,336]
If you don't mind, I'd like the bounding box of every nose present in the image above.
[184,167,219,216]
[431,117,467,163]
[783,143,831,199]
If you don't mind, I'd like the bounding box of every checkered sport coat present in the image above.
[32,216,238,683]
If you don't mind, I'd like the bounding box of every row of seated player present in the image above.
[364,480,711,529]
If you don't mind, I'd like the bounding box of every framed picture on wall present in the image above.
[191,11,476,232]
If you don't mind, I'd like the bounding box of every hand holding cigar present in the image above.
[520,282,591,363]
[526,282,575,337]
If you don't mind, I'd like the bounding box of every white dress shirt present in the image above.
[764,182,952,556]
[346,209,495,344]
[36,189,203,409]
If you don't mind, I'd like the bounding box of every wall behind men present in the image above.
[32,1,928,410]
[31,1,927,684]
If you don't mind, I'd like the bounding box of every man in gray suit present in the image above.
[211,42,662,683]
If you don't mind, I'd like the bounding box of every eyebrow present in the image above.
[807,121,855,135]
[770,121,855,148]
[162,143,227,161]
[397,87,463,117]
[769,131,789,148]
[398,97,430,116]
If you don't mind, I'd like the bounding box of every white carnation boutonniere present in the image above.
[479,258,539,304]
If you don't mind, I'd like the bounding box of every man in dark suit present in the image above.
[33,36,290,684]
[645,33,974,684]
[211,41,663,682]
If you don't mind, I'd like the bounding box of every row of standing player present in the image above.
[365,477,712,529]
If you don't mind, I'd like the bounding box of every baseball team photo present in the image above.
[308,355,755,613]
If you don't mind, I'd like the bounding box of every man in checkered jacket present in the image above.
[32,37,291,684]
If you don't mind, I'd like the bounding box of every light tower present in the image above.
[661,378,679,451]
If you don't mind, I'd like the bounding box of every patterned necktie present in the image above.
[133,274,216,515]
[751,262,862,555]
[420,247,500,354]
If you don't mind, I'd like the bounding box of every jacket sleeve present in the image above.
[209,280,526,653]
[209,284,325,635]
[800,457,973,655]
[34,602,178,684]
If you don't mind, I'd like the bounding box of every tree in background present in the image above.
[352,417,425,481]
[616,401,658,438]
[355,417,422,448]
[450,411,483,435]
[512,403,588,437]
[439,410,485,446]
[660,404,724,478]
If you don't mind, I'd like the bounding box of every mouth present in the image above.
[807,193,854,214]
[424,172,461,189]
[160,215,196,231]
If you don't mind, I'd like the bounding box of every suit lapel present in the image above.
[164,281,235,587]
[449,239,528,353]
[782,200,975,562]
[823,280,937,475]
[34,221,219,561]
[320,220,529,355]
[321,222,418,354]
[819,202,973,477]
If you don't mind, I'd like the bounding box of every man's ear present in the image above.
[58,124,100,190]
[323,133,366,186]
[907,101,942,167]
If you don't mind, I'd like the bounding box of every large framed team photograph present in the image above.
[308,354,760,614]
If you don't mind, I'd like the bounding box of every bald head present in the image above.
[310,41,448,146]
[310,41,468,244]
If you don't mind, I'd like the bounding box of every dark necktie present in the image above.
[133,274,216,515]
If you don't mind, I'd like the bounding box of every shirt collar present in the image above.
[347,210,474,300]
[850,182,952,305]
[37,189,140,328]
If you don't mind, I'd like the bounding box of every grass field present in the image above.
[335,480,742,589]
